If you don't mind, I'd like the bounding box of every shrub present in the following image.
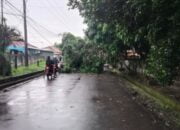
[0,54,11,76]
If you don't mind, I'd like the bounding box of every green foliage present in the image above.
[80,42,105,73]
[61,63,72,73]
[145,0,180,85]
[0,23,24,77]
[0,54,11,76]
[60,33,85,72]
[0,24,21,52]
[12,60,45,76]
[147,42,180,85]
[68,0,180,85]
[59,33,105,73]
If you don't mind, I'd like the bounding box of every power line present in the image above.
[2,12,22,28]
[10,0,73,33]
[42,0,73,31]
[28,21,52,45]
[53,0,72,23]
[3,6,48,46]
[4,0,51,46]
[28,5,63,8]
[5,0,57,36]
[5,0,57,40]
[28,17,58,36]
[5,0,74,35]
[2,11,22,17]
[5,11,50,46]
[45,0,72,25]
[5,0,22,13]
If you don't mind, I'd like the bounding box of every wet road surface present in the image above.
[0,74,170,130]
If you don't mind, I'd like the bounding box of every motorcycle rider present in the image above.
[46,56,51,66]
[52,57,59,77]
[45,56,54,80]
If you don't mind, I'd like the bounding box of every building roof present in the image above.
[40,49,54,53]
[43,46,62,55]
[7,41,39,53]
[11,41,39,50]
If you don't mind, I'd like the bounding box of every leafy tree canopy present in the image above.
[68,0,180,85]
[0,24,21,53]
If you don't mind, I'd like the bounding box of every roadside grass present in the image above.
[124,76,180,127]
[111,69,180,127]
[124,76,180,111]
[12,60,45,77]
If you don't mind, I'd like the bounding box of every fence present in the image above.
[5,52,45,68]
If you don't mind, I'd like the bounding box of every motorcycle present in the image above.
[45,65,54,80]
[53,64,59,78]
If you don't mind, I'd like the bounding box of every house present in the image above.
[6,42,61,68]
[126,50,140,60]
[6,41,49,67]
[42,46,62,58]
[39,49,54,59]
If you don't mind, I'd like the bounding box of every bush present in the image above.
[61,63,72,73]
[80,54,104,73]
[0,54,11,76]
[147,44,179,86]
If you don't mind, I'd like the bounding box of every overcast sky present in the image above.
[4,0,86,48]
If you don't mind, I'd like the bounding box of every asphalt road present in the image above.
[0,73,171,130]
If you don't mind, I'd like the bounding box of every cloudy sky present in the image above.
[4,0,86,48]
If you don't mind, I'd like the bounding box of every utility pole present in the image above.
[1,0,3,26]
[1,0,4,53]
[23,0,28,66]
